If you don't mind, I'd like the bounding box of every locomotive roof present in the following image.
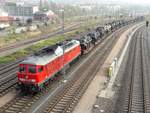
[21,40,80,65]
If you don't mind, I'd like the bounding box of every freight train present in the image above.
[17,17,144,92]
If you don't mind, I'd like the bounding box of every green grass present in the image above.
[0,49,30,64]
[0,56,16,64]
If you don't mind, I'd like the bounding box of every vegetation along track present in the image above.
[115,26,150,113]
[0,22,130,113]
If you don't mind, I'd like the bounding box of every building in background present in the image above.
[0,1,34,23]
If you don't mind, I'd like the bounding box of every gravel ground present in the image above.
[0,90,17,107]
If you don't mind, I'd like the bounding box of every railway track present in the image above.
[127,30,144,113]
[142,27,150,112]
[115,26,150,113]
[0,60,22,75]
[0,76,17,97]
[0,60,21,97]
[0,22,129,113]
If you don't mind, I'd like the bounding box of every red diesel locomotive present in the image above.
[17,40,81,92]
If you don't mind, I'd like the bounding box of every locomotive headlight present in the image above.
[19,78,25,81]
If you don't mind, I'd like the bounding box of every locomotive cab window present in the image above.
[28,66,36,74]
[19,66,25,73]
[38,66,43,73]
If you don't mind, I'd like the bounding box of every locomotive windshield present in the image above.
[19,66,25,73]
[28,66,36,74]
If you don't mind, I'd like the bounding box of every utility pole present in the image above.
[39,0,43,11]
[23,6,25,24]
[59,9,64,34]
[96,5,99,26]
[62,10,64,33]
[101,7,104,26]
[82,8,86,28]
[79,5,82,29]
